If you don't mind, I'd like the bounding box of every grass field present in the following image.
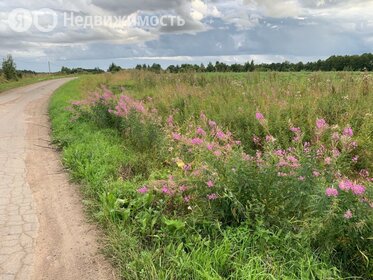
[0,74,70,93]
[50,71,373,279]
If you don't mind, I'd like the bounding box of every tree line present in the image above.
[134,53,373,73]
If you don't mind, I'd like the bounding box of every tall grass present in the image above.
[50,72,373,279]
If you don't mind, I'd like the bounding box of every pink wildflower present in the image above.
[290,127,301,133]
[208,120,217,128]
[172,133,182,141]
[206,143,214,151]
[343,127,354,137]
[216,130,226,140]
[325,188,339,197]
[339,180,353,191]
[184,196,191,203]
[191,138,204,145]
[206,180,215,188]
[325,157,332,165]
[256,112,265,121]
[332,132,340,141]
[207,193,218,200]
[332,148,341,158]
[183,164,192,171]
[313,171,321,177]
[344,210,353,219]
[350,141,358,149]
[275,149,285,156]
[253,135,261,145]
[196,127,206,136]
[162,185,173,195]
[214,150,222,157]
[265,135,275,143]
[167,115,174,126]
[351,184,366,196]
[137,186,149,194]
[298,176,305,181]
[179,185,188,192]
[352,155,359,163]
[316,118,327,130]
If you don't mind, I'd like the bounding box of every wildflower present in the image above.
[359,169,370,178]
[350,141,358,149]
[275,149,285,156]
[278,172,288,177]
[207,193,218,200]
[191,138,204,145]
[293,136,301,142]
[183,164,192,171]
[172,133,182,141]
[206,180,215,188]
[179,185,188,192]
[313,171,321,177]
[344,210,353,219]
[216,130,226,140]
[332,132,340,141]
[206,143,214,151]
[325,188,339,197]
[242,153,251,161]
[137,186,149,194]
[200,112,207,121]
[325,157,332,165]
[256,112,265,121]
[214,150,222,157]
[253,135,261,145]
[162,185,173,195]
[184,196,191,203]
[304,142,311,153]
[265,135,275,143]
[290,127,301,133]
[316,118,327,130]
[332,149,341,158]
[208,120,217,128]
[351,184,366,196]
[298,176,305,181]
[167,115,174,126]
[352,155,359,162]
[339,180,353,191]
[343,127,354,137]
[196,127,206,136]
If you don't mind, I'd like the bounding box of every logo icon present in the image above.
[7,8,58,33]
[8,8,33,32]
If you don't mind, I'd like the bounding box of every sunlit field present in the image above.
[50,71,373,279]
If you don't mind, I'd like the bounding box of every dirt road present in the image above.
[0,79,115,280]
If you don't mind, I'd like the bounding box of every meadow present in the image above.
[50,71,373,279]
[0,73,68,93]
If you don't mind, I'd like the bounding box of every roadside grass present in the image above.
[50,72,373,279]
[0,74,70,93]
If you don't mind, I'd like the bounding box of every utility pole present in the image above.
[48,61,51,74]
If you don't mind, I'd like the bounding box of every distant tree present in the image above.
[2,54,18,80]
[206,62,215,72]
[61,66,72,74]
[108,63,122,73]
[150,63,162,73]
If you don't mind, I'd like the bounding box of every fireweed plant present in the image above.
[69,86,373,278]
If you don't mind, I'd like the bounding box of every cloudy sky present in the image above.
[0,0,372,72]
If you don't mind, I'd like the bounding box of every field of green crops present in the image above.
[50,71,373,279]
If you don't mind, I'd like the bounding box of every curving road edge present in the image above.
[0,79,115,280]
